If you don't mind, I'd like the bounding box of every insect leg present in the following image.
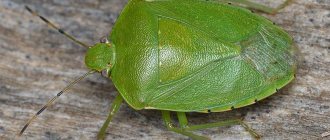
[184,118,261,139]
[97,94,124,140]
[177,112,188,128]
[161,111,209,140]
[214,0,293,14]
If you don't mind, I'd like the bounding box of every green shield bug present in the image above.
[19,0,297,139]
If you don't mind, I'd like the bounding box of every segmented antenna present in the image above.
[24,5,90,48]
[18,70,96,136]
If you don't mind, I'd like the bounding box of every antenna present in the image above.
[18,70,96,136]
[25,5,90,48]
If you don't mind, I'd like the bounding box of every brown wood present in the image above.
[0,0,329,139]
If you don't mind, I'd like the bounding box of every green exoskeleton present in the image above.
[20,0,297,139]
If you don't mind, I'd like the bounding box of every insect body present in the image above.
[109,0,296,112]
[21,0,297,139]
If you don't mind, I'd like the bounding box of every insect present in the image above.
[19,0,297,139]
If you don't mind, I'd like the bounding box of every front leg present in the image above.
[97,94,124,140]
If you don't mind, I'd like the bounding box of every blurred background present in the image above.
[0,0,329,139]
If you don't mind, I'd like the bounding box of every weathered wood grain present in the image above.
[0,0,329,140]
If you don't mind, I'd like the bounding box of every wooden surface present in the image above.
[0,0,329,140]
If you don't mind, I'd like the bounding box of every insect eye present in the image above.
[101,69,110,78]
[100,36,109,43]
